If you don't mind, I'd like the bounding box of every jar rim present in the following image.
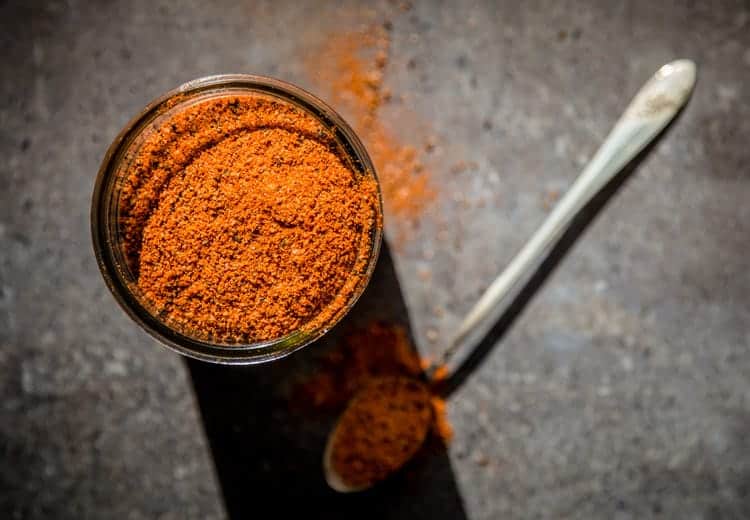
[91,74,383,365]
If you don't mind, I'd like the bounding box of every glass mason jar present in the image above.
[91,75,383,365]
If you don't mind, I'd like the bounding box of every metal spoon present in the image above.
[324,59,697,493]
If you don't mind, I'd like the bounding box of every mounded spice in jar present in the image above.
[118,93,381,343]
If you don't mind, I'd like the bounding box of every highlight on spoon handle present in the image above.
[438,59,697,371]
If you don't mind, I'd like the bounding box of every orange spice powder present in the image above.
[118,94,380,343]
[294,321,452,443]
[329,375,433,489]
[306,26,436,243]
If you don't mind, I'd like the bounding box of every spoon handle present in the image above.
[436,59,697,372]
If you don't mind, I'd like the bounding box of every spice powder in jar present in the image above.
[117,93,381,344]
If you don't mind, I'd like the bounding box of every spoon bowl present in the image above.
[323,376,433,492]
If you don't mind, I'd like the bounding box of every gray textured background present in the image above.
[1,0,749,518]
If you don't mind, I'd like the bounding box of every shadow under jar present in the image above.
[91,75,383,365]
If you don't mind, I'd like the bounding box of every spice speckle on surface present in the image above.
[307,27,436,245]
[293,321,453,443]
[293,322,422,408]
[118,94,380,343]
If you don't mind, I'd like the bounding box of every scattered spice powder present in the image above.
[431,363,449,382]
[429,395,453,444]
[306,26,436,243]
[118,94,380,342]
[293,321,453,443]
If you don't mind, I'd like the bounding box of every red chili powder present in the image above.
[329,375,434,489]
[118,94,380,343]
[306,26,436,244]
[293,321,453,443]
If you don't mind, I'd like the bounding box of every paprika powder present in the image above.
[302,322,453,491]
[306,26,437,246]
[326,375,433,491]
[116,90,381,344]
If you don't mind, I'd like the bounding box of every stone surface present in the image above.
[1,0,749,518]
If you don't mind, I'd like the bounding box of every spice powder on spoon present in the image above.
[118,93,381,343]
